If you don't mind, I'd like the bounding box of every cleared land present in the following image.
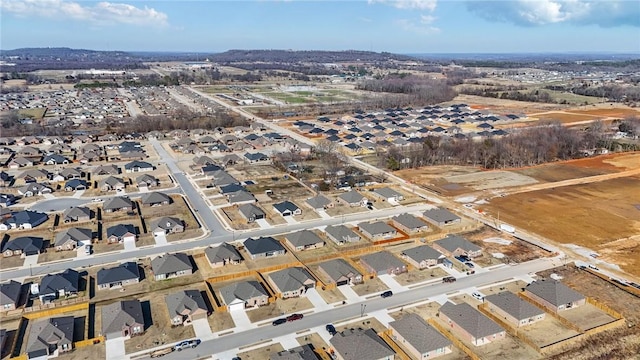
[482,176,640,277]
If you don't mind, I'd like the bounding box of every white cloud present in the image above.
[369,0,438,12]
[467,0,639,27]
[0,0,168,27]
[396,15,441,34]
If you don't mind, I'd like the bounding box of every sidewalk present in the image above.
[337,285,363,303]
[377,274,407,293]
[192,318,214,340]
[305,288,332,311]
[256,219,272,229]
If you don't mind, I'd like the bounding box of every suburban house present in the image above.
[330,328,395,360]
[205,243,243,267]
[16,169,49,184]
[228,190,256,205]
[26,316,74,358]
[267,267,316,298]
[0,280,22,310]
[371,187,404,202]
[438,302,506,346]
[401,245,444,269]
[524,280,586,313]
[273,201,302,217]
[284,230,325,251]
[237,203,265,223]
[64,179,88,191]
[97,262,141,290]
[43,154,70,165]
[324,225,361,245]
[140,192,172,206]
[244,152,270,163]
[271,344,318,360]
[99,176,125,192]
[150,217,184,236]
[103,196,133,213]
[485,291,546,327]
[58,168,83,180]
[8,157,33,169]
[18,183,52,197]
[106,224,137,244]
[360,251,408,276]
[433,235,482,258]
[38,269,80,303]
[165,289,209,326]
[389,313,452,359]
[124,160,154,173]
[243,237,286,259]
[219,280,269,311]
[0,194,16,207]
[2,236,44,257]
[151,253,193,281]
[318,259,363,286]
[136,174,159,188]
[0,210,48,230]
[337,190,368,207]
[358,221,398,240]
[423,208,461,227]
[391,214,429,234]
[62,206,92,223]
[305,194,333,211]
[92,165,120,176]
[54,227,93,250]
[101,300,145,339]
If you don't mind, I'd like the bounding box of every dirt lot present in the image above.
[443,171,539,191]
[207,311,235,333]
[481,176,640,277]
[537,265,640,360]
[464,227,551,264]
[335,317,387,334]
[295,332,329,354]
[512,153,640,182]
[454,94,566,113]
[245,297,313,323]
[316,286,346,304]
[0,255,24,269]
[220,206,260,230]
[237,343,284,360]
[518,316,580,347]
[560,303,617,331]
[66,342,106,360]
[351,277,389,296]
[394,267,449,286]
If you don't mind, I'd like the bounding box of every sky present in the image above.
[1,0,639,53]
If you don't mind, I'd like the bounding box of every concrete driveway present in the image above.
[105,337,126,360]
[191,318,214,340]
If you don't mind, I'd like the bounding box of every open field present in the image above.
[481,176,640,277]
[464,227,551,264]
[453,94,566,113]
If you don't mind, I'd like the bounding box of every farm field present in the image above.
[481,176,640,277]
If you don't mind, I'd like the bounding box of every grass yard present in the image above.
[0,255,24,269]
[351,277,389,297]
[38,249,77,263]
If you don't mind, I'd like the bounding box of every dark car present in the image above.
[326,324,337,335]
[465,262,475,268]
[443,276,456,283]
[272,318,287,326]
[287,313,304,322]
[381,290,393,298]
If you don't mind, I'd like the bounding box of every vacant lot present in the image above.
[444,170,539,191]
[513,153,640,182]
[351,277,388,296]
[482,176,640,277]
[518,315,580,347]
[246,297,313,323]
[465,227,550,264]
[560,303,617,331]
[394,267,448,286]
[237,343,284,360]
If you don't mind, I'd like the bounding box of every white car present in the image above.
[92,198,103,202]
[472,292,484,301]
[85,245,92,255]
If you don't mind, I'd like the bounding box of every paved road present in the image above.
[149,256,557,360]
[0,203,433,279]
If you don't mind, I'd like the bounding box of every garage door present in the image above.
[228,301,245,312]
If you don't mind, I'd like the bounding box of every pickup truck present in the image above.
[150,347,174,358]
[442,276,456,283]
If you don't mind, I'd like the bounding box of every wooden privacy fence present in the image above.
[23,301,88,320]
[74,336,104,348]
[428,318,481,360]
[517,292,583,333]
[379,330,411,360]
[478,303,542,353]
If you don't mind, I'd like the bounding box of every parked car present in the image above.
[381,290,393,298]
[85,245,92,255]
[272,318,287,326]
[471,292,484,301]
[92,198,103,202]
[287,313,304,322]
[325,324,337,335]
[465,262,475,268]
[174,339,201,351]
[443,276,456,283]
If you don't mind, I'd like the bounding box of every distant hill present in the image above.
[208,49,418,63]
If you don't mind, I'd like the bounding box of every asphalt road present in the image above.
[152,256,557,360]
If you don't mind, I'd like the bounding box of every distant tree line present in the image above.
[357,74,457,104]
[460,87,559,103]
[381,120,640,170]
[113,110,247,134]
[544,84,640,103]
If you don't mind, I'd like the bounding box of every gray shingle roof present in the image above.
[106,224,136,238]
[228,190,256,204]
[54,227,92,246]
[392,213,428,230]
[439,302,504,339]
[372,187,402,198]
[140,192,171,205]
[97,262,140,286]
[401,245,443,263]
[26,316,74,357]
[324,225,360,243]
[238,203,265,219]
[434,235,481,253]
[243,237,285,256]
[269,267,315,293]
[525,280,585,307]
[389,313,451,354]
[306,194,331,209]
[318,259,361,282]
[360,251,406,273]
[150,217,182,231]
[358,221,396,236]
[205,243,242,264]
[219,281,268,305]
[338,190,365,204]
[101,300,144,335]
[286,230,324,248]
[423,207,460,223]
[485,291,545,321]
[273,201,299,214]
[63,206,91,220]
[330,328,395,360]
[40,269,80,295]
[0,280,22,307]
[165,290,208,319]
[2,236,43,254]
[103,196,133,210]
[151,253,192,276]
